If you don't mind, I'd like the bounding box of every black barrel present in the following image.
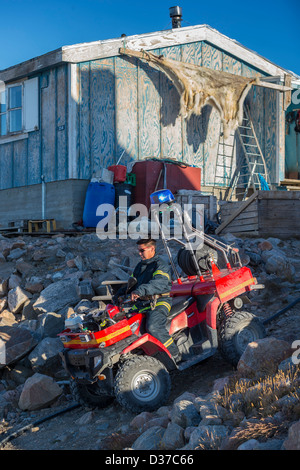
[114,182,133,210]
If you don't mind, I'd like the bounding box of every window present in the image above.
[0,84,23,135]
[0,78,39,138]
[0,90,7,136]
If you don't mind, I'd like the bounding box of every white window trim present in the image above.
[0,81,24,137]
[0,132,29,145]
[0,77,39,143]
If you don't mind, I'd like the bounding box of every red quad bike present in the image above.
[58,189,266,413]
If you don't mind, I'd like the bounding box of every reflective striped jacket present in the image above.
[132,254,172,297]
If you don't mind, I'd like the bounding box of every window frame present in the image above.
[0,81,24,137]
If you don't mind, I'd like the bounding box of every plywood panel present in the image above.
[264,88,277,183]
[202,42,222,70]
[41,69,56,182]
[115,56,138,164]
[201,43,223,185]
[0,143,13,190]
[222,52,242,76]
[27,131,41,185]
[159,46,183,161]
[138,49,161,160]
[247,85,265,162]
[56,65,68,180]
[79,62,91,179]
[181,42,204,168]
[13,139,27,187]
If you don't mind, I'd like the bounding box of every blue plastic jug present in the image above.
[82,182,115,228]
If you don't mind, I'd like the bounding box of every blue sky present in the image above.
[1,0,299,76]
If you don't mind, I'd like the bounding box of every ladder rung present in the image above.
[239,126,252,130]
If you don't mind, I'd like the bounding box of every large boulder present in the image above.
[160,422,185,450]
[8,286,31,313]
[187,424,229,450]
[131,426,165,450]
[18,373,63,410]
[261,248,295,280]
[237,337,292,378]
[28,337,64,375]
[37,311,65,338]
[0,325,37,368]
[283,421,300,450]
[33,279,80,314]
[169,399,200,428]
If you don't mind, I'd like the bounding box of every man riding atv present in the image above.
[114,238,181,362]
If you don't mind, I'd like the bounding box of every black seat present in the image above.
[167,296,194,322]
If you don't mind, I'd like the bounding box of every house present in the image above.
[0,22,299,229]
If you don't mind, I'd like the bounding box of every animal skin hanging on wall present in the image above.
[120,49,256,139]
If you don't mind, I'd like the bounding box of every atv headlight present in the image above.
[59,335,69,343]
[79,334,91,342]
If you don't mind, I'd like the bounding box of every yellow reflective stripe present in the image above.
[97,325,131,343]
[140,306,151,312]
[153,270,170,280]
[164,337,174,348]
[219,279,254,300]
[156,301,171,312]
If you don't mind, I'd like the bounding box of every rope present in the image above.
[262,297,300,325]
[0,402,81,448]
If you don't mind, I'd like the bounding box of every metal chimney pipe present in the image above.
[169,6,182,28]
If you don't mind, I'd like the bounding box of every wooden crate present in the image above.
[217,191,300,238]
[175,191,218,221]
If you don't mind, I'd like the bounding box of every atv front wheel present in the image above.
[115,355,171,413]
[70,379,114,408]
[218,310,266,366]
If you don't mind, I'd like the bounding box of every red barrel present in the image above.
[132,161,201,209]
[108,165,127,183]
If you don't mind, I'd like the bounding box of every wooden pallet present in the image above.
[280,179,300,191]
[28,219,56,233]
[216,190,300,238]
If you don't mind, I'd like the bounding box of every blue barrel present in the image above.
[83,182,115,228]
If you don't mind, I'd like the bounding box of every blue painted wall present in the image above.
[0,40,280,191]
[285,88,300,179]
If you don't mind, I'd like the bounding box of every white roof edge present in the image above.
[62,24,299,79]
[1,24,299,82]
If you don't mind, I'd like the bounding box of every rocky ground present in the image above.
[0,230,299,451]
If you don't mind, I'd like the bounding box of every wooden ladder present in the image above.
[214,124,235,189]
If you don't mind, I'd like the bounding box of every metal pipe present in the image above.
[169,6,182,28]
[41,175,45,219]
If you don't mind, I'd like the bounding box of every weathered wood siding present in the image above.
[0,40,280,191]
[0,64,69,190]
[219,190,300,238]
[285,88,300,179]
[75,41,274,188]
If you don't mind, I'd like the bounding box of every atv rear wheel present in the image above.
[218,310,266,366]
[115,355,171,413]
[70,379,114,408]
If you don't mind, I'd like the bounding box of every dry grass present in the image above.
[97,430,140,450]
[219,365,300,420]
[221,420,289,450]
